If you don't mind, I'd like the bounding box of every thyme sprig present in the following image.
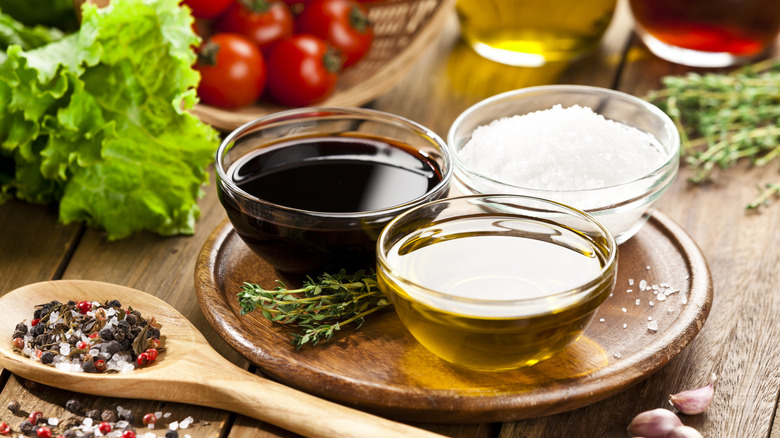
[238,270,391,349]
[646,59,780,209]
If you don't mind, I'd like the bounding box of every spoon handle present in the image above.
[177,356,444,438]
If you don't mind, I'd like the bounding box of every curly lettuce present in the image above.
[0,0,219,240]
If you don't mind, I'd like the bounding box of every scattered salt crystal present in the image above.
[628,279,634,285]
[163,412,172,418]
[599,318,605,323]
[48,418,59,426]
[646,265,651,270]
[155,412,164,419]
[639,280,648,290]
[648,316,653,320]
[621,307,627,313]
[185,435,192,438]
[170,421,179,430]
[682,295,688,304]
[609,293,613,297]
[626,289,633,293]
[614,352,622,359]
[648,320,659,332]
[83,418,93,427]
[180,417,194,429]
[116,421,129,429]
[652,284,659,290]
[635,299,641,306]
[623,323,628,329]
[657,294,666,301]
[142,433,156,438]
[649,301,655,306]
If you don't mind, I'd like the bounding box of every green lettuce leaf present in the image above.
[0,0,219,240]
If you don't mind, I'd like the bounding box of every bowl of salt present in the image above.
[447,85,680,244]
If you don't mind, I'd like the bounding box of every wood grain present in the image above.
[0,280,445,438]
[194,213,712,423]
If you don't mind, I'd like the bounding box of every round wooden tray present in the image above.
[194,212,713,423]
[191,0,455,131]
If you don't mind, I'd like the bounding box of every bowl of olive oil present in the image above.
[376,194,617,371]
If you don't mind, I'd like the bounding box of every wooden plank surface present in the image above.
[3,1,780,437]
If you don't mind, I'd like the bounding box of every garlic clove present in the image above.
[628,408,683,438]
[669,373,717,415]
[664,425,704,438]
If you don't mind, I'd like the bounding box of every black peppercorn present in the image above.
[40,351,54,365]
[165,430,178,438]
[19,420,33,435]
[126,314,138,326]
[7,400,20,413]
[117,319,130,331]
[101,409,117,423]
[33,323,45,336]
[82,359,96,373]
[82,432,95,438]
[99,328,113,341]
[63,430,78,438]
[65,398,81,413]
[106,299,121,308]
[85,410,101,421]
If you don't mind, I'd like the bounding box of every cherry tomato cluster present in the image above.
[183,0,376,108]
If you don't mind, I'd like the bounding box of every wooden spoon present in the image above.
[0,280,443,438]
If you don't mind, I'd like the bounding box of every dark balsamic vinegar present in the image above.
[218,135,445,274]
[231,136,441,212]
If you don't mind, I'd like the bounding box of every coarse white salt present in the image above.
[628,279,634,285]
[623,323,628,329]
[163,412,172,418]
[646,265,651,270]
[83,418,93,427]
[657,294,666,302]
[170,421,179,430]
[621,307,627,313]
[142,433,156,438]
[648,316,653,320]
[181,417,194,429]
[639,280,648,290]
[635,299,641,306]
[649,301,655,306]
[155,411,163,419]
[599,318,605,323]
[682,295,688,305]
[614,352,622,359]
[48,418,59,426]
[648,320,659,332]
[459,105,665,192]
[626,289,633,293]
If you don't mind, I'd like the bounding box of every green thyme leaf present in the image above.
[646,59,780,209]
[238,270,391,349]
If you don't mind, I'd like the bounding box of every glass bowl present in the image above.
[376,194,618,371]
[447,85,679,244]
[216,107,452,274]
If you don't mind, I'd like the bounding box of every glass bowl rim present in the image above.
[446,84,681,195]
[216,106,454,220]
[376,193,619,306]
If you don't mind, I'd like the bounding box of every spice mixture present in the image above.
[11,300,164,373]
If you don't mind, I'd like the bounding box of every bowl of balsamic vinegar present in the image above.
[215,108,453,274]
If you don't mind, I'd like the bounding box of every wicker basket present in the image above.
[192,0,455,131]
[76,0,454,131]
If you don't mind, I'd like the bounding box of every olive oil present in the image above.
[380,215,614,370]
[457,0,617,65]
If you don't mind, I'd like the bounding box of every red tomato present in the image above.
[294,0,374,68]
[266,35,342,106]
[215,0,294,54]
[195,33,267,109]
[181,0,232,19]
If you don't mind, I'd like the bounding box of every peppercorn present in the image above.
[81,360,96,373]
[98,328,113,341]
[63,430,78,438]
[125,314,138,326]
[101,410,117,423]
[64,399,80,413]
[142,413,157,426]
[85,410,101,421]
[28,412,43,425]
[121,429,136,438]
[97,422,111,435]
[35,426,51,438]
[7,400,20,413]
[106,300,121,308]
[19,420,33,435]
[81,432,94,438]
[40,351,54,365]
[164,430,178,438]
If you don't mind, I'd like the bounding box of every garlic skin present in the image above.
[669,373,717,415]
[628,408,683,438]
[664,425,704,438]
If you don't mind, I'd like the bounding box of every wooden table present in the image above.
[2,1,779,436]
